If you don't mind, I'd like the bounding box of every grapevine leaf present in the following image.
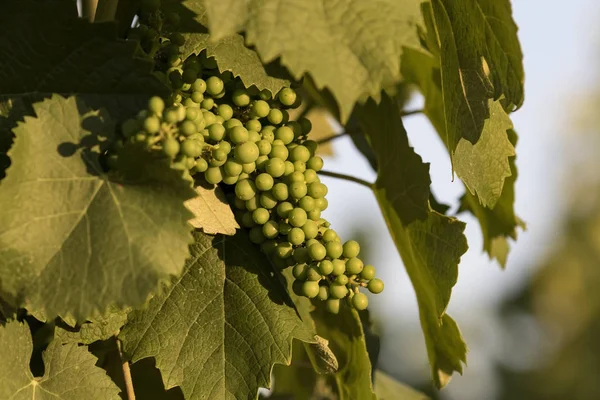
[374,370,429,400]
[401,47,524,263]
[55,307,130,345]
[185,185,240,235]
[201,0,423,122]
[429,0,524,149]
[356,96,468,388]
[0,95,196,319]
[0,321,120,399]
[119,231,316,400]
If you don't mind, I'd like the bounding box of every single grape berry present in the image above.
[307,156,324,171]
[279,222,292,236]
[290,145,311,163]
[268,108,283,125]
[260,192,278,209]
[255,173,275,191]
[318,286,330,301]
[162,137,180,158]
[148,96,165,115]
[229,126,249,144]
[217,104,233,120]
[143,116,160,134]
[352,292,369,311]
[181,139,201,158]
[208,124,225,141]
[265,158,286,177]
[301,220,319,240]
[318,260,334,275]
[301,281,320,298]
[343,240,360,258]
[331,259,346,276]
[223,160,243,177]
[293,263,309,280]
[299,196,315,212]
[206,76,224,96]
[272,183,289,201]
[235,179,257,201]
[234,142,260,163]
[361,265,376,280]
[326,298,340,314]
[308,243,326,261]
[325,241,343,259]
[289,182,308,199]
[262,220,279,239]
[278,88,297,106]
[289,208,308,227]
[308,182,328,198]
[368,278,384,294]
[251,100,270,118]
[288,227,306,245]
[252,208,270,225]
[204,167,223,184]
[335,275,349,285]
[232,89,251,107]
[277,202,294,218]
[275,126,294,144]
[276,242,294,259]
[329,283,348,299]
[269,144,289,160]
[346,257,364,275]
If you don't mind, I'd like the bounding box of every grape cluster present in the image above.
[118,0,384,313]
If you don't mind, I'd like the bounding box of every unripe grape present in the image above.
[335,275,349,285]
[290,145,310,163]
[265,158,286,177]
[301,220,319,240]
[275,126,294,144]
[222,175,238,185]
[288,227,305,245]
[217,104,233,120]
[301,281,319,298]
[279,222,293,236]
[326,298,340,314]
[234,142,259,163]
[261,240,278,255]
[194,158,208,173]
[307,156,324,172]
[251,100,270,118]
[246,119,262,132]
[361,265,376,280]
[260,192,278,209]
[306,265,322,281]
[162,137,180,158]
[315,197,328,211]
[255,173,274,191]
[201,98,215,110]
[352,292,369,310]
[288,171,305,183]
[276,242,294,259]
[218,140,232,154]
[261,129,275,143]
[284,161,295,176]
[269,144,289,160]
[293,161,306,172]
[289,182,308,199]
[143,116,160,134]
[224,118,243,130]
[278,88,297,106]
[343,240,360,258]
[212,148,227,162]
[318,260,334,275]
[276,202,294,218]
[272,183,289,201]
[325,241,343,259]
[308,243,326,261]
[223,160,243,177]
[329,283,348,299]
[252,208,270,225]
[242,162,256,174]
[191,79,207,93]
[304,169,318,183]
[368,278,384,294]
[148,96,165,115]
[257,140,272,156]
[229,126,249,144]
[332,259,346,276]
[235,179,257,201]
[268,108,283,125]
[289,208,308,227]
[185,106,200,121]
[256,155,269,170]
[204,166,223,184]
[249,226,265,244]
[293,263,309,280]
[299,196,315,212]
[181,139,202,158]
[293,247,310,264]
[206,76,224,96]
[322,229,338,243]
[346,257,364,275]
[318,286,330,301]
[308,182,327,198]
[245,196,260,212]
[208,124,225,141]
[248,130,261,143]
[306,239,320,248]
[232,89,250,106]
[262,220,279,239]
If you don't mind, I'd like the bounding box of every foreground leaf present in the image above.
[0,321,120,399]
[0,95,195,319]
[202,0,422,121]
[55,307,130,345]
[186,185,240,235]
[356,96,468,388]
[119,231,315,400]
[374,370,429,400]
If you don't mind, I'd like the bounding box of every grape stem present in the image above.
[117,338,136,400]
[317,170,373,189]
[81,0,99,21]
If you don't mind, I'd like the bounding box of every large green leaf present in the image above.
[429,0,524,149]
[55,307,130,345]
[200,0,422,121]
[374,370,429,400]
[119,231,316,400]
[0,95,196,319]
[356,96,468,388]
[0,321,120,399]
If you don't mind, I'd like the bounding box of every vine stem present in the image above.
[81,0,99,21]
[117,339,136,400]
[317,170,373,189]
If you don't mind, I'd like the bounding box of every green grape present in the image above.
[329,283,348,299]
[352,292,369,311]
[322,229,338,242]
[182,68,197,84]
[290,145,310,163]
[194,118,206,131]
[242,195,258,211]
[191,91,204,103]
[223,160,243,177]
[292,280,304,297]
[332,259,346,276]
[307,156,324,171]
[229,126,249,144]
[257,140,272,156]
[289,182,308,199]
[308,209,321,221]
[318,286,330,301]
[248,130,261,143]
[262,220,279,239]
[272,183,289,201]
[217,104,233,120]
[184,155,197,169]
[343,240,360,258]
[315,197,328,211]
[164,108,179,124]
[306,239,320,248]
[234,142,260,163]
[269,144,289,160]
[233,197,246,210]
[181,139,202,158]
[261,240,278,255]
[256,155,269,170]
[304,169,319,183]
[293,247,310,264]
[218,140,232,154]
[275,126,294,144]
[121,119,139,137]
[206,76,224,96]
[288,171,304,183]
[293,161,306,172]
[212,148,227,162]
[246,119,262,132]
[191,79,207,93]
[183,97,198,107]
[325,241,343,259]
[301,281,320,298]
[335,275,349,285]
[252,208,270,225]
[293,263,309,280]
[251,100,270,118]
[235,179,257,201]
[222,118,241,129]
[361,265,376,280]
[203,111,217,127]
[162,138,180,158]
[208,124,225,141]
[268,108,283,125]
[222,175,239,185]
[288,227,305,246]
[232,89,250,107]
[299,196,315,212]
[201,98,215,110]
[278,88,297,106]
[301,220,318,240]
[214,115,225,124]
[143,116,160,134]
[276,242,294,259]
[213,90,226,100]
[283,160,295,176]
[135,132,147,143]
[194,158,208,173]
[249,226,266,244]
[326,298,340,314]
[298,117,312,135]
[148,96,165,115]
[276,202,294,218]
[242,162,256,174]
[289,208,308,227]
[204,166,223,184]
[265,158,286,177]
[261,129,275,143]
[260,192,278,209]
[255,173,274,191]
[318,260,334,275]
[240,212,256,228]
[308,182,328,198]
[185,107,200,121]
[306,265,322,281]
[368,278,384,294]
[346,257,364,274]
[277,223,291,236]
[308,242,326,261]
[287,121,303,138]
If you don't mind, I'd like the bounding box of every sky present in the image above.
[318,1,600,398]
